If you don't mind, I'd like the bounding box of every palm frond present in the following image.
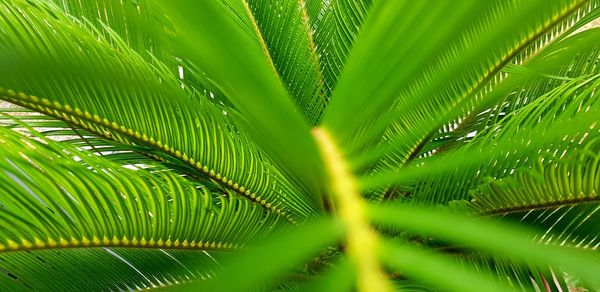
[173,220,340,291]
[370,204,600,287]
[298,258,354,292]
[0,248,224,290]
[361,79,600,197]
[0,0,319,222]
[0,108,229,193]
[409,75,600,205]
[0,126,284,253]
[242,0,328,125]
[470,139,600,249]
[363,4,600,194]
[451,252,571,291]
[380,241,510,292]
[324,0,595,159]
[361,31,600,203]
[44,0,174,66]
[2,0,600,290]
[163,1,324,201]
[304,0,373,94]
[422,27,600,159]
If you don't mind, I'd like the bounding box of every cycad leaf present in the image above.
[243,0,328,125]
[0,0,319,221]
[380,240,511,292]
[0,248,223,290]
[299,258,355,292]
[324,0,593,157]
[172,220,341,291]
[0,108,229,193]
[470,139,600,249]
[304,0,373,93]
[392,29,600,205]
[163,1,323,198]
[451,252,570,291]
[369,204,600,287]
[362,58,600,202]
[421,27,600,159]
[362,9,600,195]
[0,126,284,253]
[48,0,232,108]
[44,0,174,66]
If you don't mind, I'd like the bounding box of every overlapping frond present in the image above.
[0,126,284,253]
[451,253,570,291]
[1,0,600,291]
[324,0,595,163]
[361,73,600,194]
[0,0,320,222]
[470,139,600,249]
[420,26,600,160]
[216,0,372,124]
[243,0,328,125]
[369,204,600,288]
[178,220,340,291]
[0,108,234,195]
[0,120,286,288]
[164,1,324,205]
[365,2,600,186]
[362,29,600,204]
[44,0,174,66]
[304,0,373,93]
[0,248,224,290]
[380,241,510,292]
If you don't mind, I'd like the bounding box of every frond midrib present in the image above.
[242,0,278,75]
[479,194,600,216]
[0,239,242,254]
[297,0,329,114]
[0,89,297,224]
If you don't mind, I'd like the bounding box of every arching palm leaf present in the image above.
[0,0,320,222]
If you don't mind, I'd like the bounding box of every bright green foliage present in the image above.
[0,0,600,291]
[0,248,225,290]
[470,138,600,248]
[0,126,283,251]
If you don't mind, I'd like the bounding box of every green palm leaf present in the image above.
[450,253,571,291]
[422,27,600,158]
[380,241,512,292]
[363,10,600,200]
[44,0,174,66]
[470,139,600,249]
[0,0,319,222]
[325,0,595,161]
[243,0,328,125]
[0,248,223,290]
[369,204,600,287]
[0,126,283,252]
[362,29,600,203]
[0,108,233,194]
[304,0,372,94]
[163,1,324,201]
[176,220,341,291]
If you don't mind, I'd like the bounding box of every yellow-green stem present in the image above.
[312,127,391,292]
